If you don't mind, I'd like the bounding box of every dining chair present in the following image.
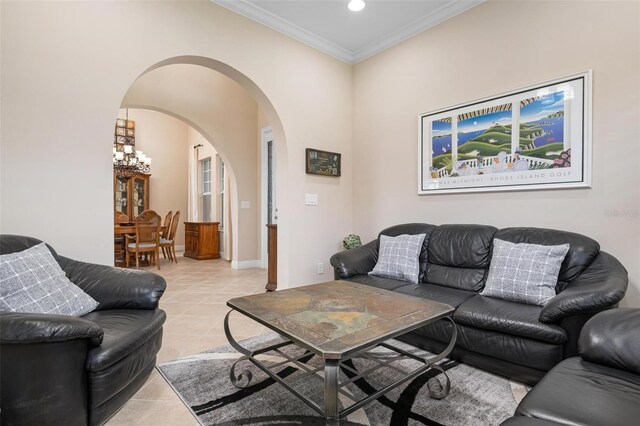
[114,211,129,224]
[160,211,173,259]
[161,211,173,236]
[160,210,180,263]
[113,211,130,266]
[125,210,161,270]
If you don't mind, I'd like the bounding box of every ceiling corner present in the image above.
[215,0,356,64]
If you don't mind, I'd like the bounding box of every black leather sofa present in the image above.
[330,224,628,385]
[501,308,640,426]
[0,235,167,426]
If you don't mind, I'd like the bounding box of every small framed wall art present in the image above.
[306,148,341,177]
[418,71,591,194]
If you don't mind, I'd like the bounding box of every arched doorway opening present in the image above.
[113,57,288,288]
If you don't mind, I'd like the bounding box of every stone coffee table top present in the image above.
[227,280,454,359]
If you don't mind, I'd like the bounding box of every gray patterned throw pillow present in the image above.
[481,238,570,306]
[0,243,98,316]
[369,234,426,284]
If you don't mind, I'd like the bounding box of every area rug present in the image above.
[158,334,526,425]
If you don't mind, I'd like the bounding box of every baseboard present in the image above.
[175,245,185,252]
[231,259,260,269]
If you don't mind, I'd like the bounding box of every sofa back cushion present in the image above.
[426,224,497,291]
[379,223,436,283]
[0,235,61,263]
[494,228,600,286]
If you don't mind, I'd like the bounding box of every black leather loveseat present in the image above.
[501,308,640,426]
[330,224,628,385]
[0,235,167,426]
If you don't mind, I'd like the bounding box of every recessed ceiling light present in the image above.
[348,0,366,12]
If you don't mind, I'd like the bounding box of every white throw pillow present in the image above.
[0,242,98,316]
[481,238,570,306]
[369,234,426,284]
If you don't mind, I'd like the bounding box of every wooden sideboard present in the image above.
[266,224,277,291]
[184,222,220,260]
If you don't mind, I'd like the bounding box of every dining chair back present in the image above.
[168,211,180,240]
[125,210,161,269]
[162,211,173,237]
[114,211,129,224]
[160,210,180,263]
[113,211,130,266]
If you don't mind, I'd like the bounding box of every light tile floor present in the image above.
[106,253,268,425]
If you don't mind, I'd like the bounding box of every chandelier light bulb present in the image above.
[348,0,365,12]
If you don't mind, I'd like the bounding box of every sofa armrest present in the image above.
[540,252,627,323]
[1,312,98,425]
[578,308,640,375]
[330,239,378,279]
[0,312,103,346]
[59,256,166,310]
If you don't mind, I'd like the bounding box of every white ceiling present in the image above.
[215,0,484,64]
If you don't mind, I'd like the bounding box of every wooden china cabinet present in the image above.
[114,174,150,219]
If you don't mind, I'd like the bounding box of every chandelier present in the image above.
[113,109,151,177]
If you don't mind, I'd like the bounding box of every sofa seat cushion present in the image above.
[454,296,568,344]
[84,309,166,372]
[410,322,563,371]
[395,283,476,308]
[345,275,410,292]
[515,357,640,426]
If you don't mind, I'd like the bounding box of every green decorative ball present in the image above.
[343,234,362,250]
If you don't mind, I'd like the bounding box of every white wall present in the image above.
[120,109,189,247]
[353,1,640,306]
[0,1,353,289]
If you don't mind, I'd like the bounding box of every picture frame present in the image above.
[126,120,135,129]
[116,136,127,144]
[126,128,135,137]
[418,71,591,195]
[116,118,126,128]
[305,148,341,177]
[116,127,126,136]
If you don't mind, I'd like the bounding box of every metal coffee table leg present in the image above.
[324,359,339,420]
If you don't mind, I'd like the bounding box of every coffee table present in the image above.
[224,280,456,421]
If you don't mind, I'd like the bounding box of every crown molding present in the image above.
[352,0,484,63]
[214,0,484,65]
[215,0,355,64]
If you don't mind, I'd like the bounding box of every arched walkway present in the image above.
[118,57,289,284]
